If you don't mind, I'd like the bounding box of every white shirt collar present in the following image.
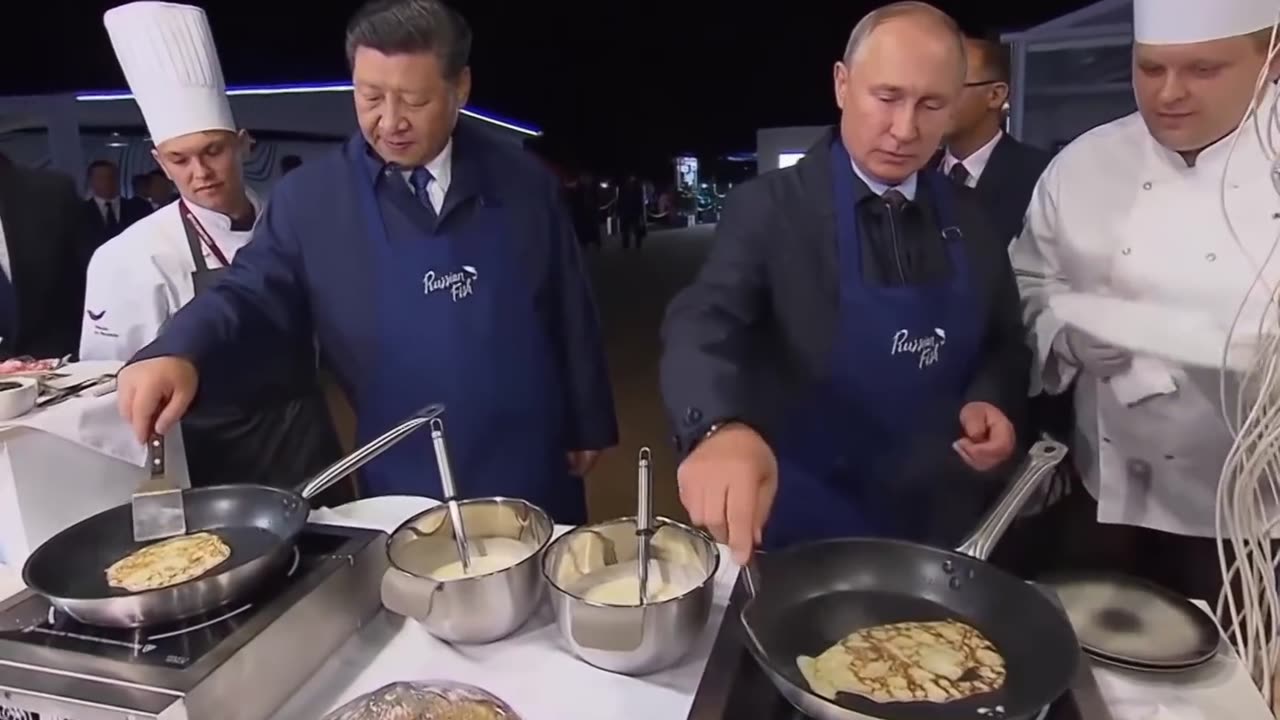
[399,139,454,196]
[92,195,119,207]
[943,130,1003,184]
[183,187,262,234]
[850,158,917,200]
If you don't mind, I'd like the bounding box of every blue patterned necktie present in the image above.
[407,166,438,220]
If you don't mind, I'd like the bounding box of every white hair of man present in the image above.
[842,0,967,73]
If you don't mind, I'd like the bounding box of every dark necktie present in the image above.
[104,201,119,232]
[408,167,438,221]
[948,162,971,187]
[881,188,909,213]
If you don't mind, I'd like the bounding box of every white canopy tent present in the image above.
[1002,0,1136,151]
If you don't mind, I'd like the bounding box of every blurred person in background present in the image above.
[0,153,89,359]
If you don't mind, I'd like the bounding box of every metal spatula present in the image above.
[131,433,187,542]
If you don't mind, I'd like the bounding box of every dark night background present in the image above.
[1,0,1092,173]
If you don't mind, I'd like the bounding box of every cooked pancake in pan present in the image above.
[105,531,231,592]
[796,619,1006,704]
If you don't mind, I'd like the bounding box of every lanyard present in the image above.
[179,200,232,268]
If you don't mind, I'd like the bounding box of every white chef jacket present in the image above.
[1010,92,1280,538]
[79,191,262,361]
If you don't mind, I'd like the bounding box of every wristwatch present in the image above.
[685,419,735,454]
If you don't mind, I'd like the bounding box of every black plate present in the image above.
[1043,572,1220,669]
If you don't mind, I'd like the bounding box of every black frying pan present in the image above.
[22,404,443,628]
[740,440,1080,720]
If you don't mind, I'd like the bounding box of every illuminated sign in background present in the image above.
[676,156,699,193]
[778,152,805,169]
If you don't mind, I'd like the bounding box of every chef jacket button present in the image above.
[683,407,703,426]
[1127,459,1152,480]
[1205,253,1217,262]
[1122,248,1132,256]
[1272,212,1280,220]
[1164,454,1175,460]
[1142,182,1153,190]
[1103,437,1112,443]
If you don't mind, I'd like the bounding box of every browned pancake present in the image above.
[105,531,231,592]
[796,619,1006,703]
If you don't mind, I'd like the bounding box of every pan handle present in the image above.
[741,555,762,599]
[296,403,445,501]
[954,439,1068,562]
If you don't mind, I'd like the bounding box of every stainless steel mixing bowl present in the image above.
[380,497,554,644]
[542,516,720,675]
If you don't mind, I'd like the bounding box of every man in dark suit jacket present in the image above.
[660,3,1030,564]
[0,155,91,359]
[83,160,151,253]
[938,36,1052,247]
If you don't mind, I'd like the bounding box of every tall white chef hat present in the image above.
[103,2,236,146]
[1134,0,1278,45]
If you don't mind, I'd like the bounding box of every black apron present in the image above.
[176,203,345,497]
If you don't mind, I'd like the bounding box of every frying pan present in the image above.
[22,404,445,628]
[740,440,1080,720]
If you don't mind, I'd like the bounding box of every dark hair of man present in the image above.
[344,0,473,80]
[968,36,1011,84]
[87,159,116,176]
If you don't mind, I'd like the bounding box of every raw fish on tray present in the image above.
[0,356,66,376]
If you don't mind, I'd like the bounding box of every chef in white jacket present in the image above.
[81,3,258,360]
[1010,0,1280,603]
[81,1,340,492]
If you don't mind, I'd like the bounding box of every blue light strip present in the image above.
[74,80,542,137]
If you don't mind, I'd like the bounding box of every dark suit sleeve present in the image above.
[54,176,91,358]
[962,208,1031,439]
[548,189,619,451]
[659,186,770,456]
[131,185,308,369]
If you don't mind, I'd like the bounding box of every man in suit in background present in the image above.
[0,154,91,359]
[83,160,151,252]
[940,36,1052,247]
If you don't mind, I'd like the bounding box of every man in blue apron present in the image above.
[660,2,1031,564]
[111,0,618,524]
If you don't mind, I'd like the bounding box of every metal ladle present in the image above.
[430,417,477,573]
[636,446,654,604]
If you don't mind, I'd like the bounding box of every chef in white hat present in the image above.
[82,1,341,492]
[1010,0,1279,602]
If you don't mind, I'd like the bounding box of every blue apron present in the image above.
[346,154,586,525]
[762,139,984,549]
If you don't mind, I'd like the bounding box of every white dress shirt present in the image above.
[92,195,122,223]
[0,211,11,284]
[851,159,918,200]
[399,140,454,213]
[942,130,1003,188]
